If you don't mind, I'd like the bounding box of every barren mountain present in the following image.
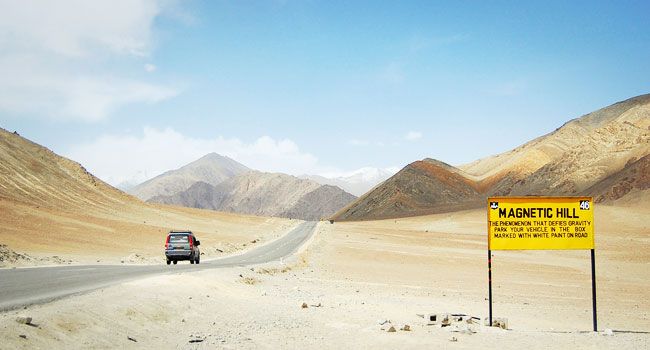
[332,159,482,221]
[463,94,650,196]
[129,153,250,201]
[150,172,356,221]
[0,128,134,210]
[333,94,650,221]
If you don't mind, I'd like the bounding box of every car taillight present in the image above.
[165,235,170,249]
[189,236,194,250]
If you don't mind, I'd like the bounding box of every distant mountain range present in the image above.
[130,154,357,220]
[150,172,356,221]
[333,94,650,221]
[301,167,398,196]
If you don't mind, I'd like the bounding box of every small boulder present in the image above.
[401,324,411,331]
[301,302,308,309]
[16,316,32,325]
[387,325,396,333]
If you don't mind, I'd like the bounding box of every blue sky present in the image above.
[1,0,649,185]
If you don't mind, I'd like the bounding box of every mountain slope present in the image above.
[281,185,357,220]
[0,128,134,209]
[584,154,650,204]
[150,172,357,220]
[333,94,650,221]
[129,153,250,201]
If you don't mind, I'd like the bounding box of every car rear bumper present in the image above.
[165,250,192,260]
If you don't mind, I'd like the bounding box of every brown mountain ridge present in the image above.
[333,94,650,221]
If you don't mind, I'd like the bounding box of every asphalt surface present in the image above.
[0,221,318,312]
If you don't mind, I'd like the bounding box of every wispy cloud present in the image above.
[405,131,422,141]
[144,63,157,72]
[0,0,180,121]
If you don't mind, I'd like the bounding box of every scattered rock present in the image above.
[387,326,396,333]
[0,245,32,265]
[301,302,308,309]
[602,328,614,336]
[310,303,322,307]
[449,336,457,342]
[401,324,411,331]
[189,338,204,343]
[427,313,451,326]
[127,336,137,342]
[16,316,32,325]
[490,317,508,330]
[19,334,27,339]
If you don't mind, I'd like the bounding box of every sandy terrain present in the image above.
[1,204,648,349]
[0,199,299,266]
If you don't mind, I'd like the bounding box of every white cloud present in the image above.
[405,131,422,141]
[65,127,321,186]
[0,0,179,121]
[144,63,157,72]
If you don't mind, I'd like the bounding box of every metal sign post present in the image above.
[488,249,493,327]
[591,248,597,332]
[486,196,596,331]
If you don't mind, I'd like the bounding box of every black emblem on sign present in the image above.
[490,202,499,209]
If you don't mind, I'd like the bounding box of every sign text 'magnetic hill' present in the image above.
[487,197,594,250]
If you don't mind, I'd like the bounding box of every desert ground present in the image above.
[0,199,299,266]
[1,203,648,349]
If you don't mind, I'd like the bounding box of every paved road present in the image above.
[0,221,318,312]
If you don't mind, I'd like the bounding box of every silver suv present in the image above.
[165,231,201,265]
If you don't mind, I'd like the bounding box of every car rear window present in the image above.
[169,234,190,243]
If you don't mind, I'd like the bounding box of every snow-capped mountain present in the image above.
[302,167,399,196]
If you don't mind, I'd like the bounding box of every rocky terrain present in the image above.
[129,153,250,201]
[334,94,650,221]
[150,172,357,221]
[585,154,650,204]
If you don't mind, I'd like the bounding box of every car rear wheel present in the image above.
[190,259,194,264]
[173,260,177,265]
[166,259,171,265]
[195,257,200,264]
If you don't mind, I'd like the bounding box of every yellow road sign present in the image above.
[487,197,594,250]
